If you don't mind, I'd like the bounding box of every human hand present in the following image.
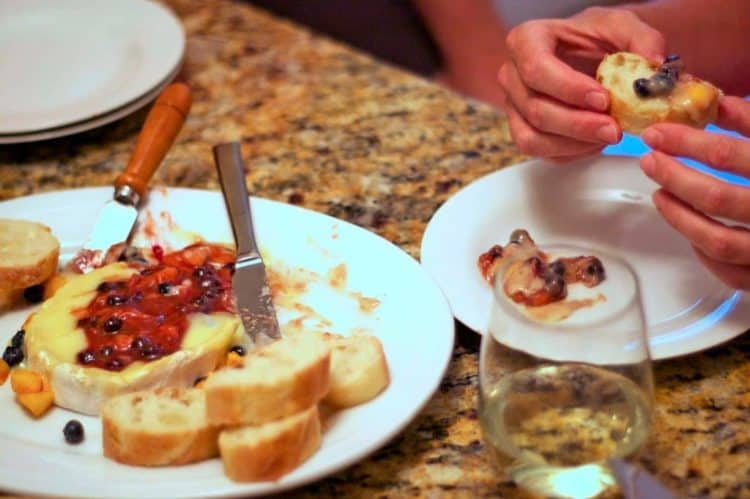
[498,7,665,162]
[640,96,750,290]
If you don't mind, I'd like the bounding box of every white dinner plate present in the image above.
[0,0,184,134]
[0,188,454,498]
[420,155,750,360]
[0,65,179,145]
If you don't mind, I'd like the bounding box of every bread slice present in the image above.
[323,334,390,408]
[102,387,219,466]
[219,405,321,482]
[0,219,60,291]
[597,52,721,134]
[205,333,331,426]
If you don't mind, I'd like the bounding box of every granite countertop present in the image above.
[1,1,750,497]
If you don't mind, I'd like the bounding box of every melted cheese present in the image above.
[24,263,242,415]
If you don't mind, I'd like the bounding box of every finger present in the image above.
[640,151,750,223]
[652,189,750,265]
[717,96,750,137]
[504,102,607,159]
[642,123,750,176]
[692,246,750,291]
[506,21,610,112]
[499,62,621,145]
[574,8,665,61]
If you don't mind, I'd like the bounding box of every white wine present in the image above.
[479,364,651,499]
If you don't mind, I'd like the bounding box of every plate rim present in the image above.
[0,186,456,498]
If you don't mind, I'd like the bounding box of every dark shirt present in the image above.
[245,0,442,75]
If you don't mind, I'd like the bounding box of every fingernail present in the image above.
[642,128,663,148]
[584,91,608,112]
[596,125,619,144]
[641,153,656,176]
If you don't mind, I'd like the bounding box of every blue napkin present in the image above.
[604,125,750,187]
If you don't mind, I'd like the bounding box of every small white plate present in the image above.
[0,0,184,134]
[420,155,750,360]
[0,188,454,498]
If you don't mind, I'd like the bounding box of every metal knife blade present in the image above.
[609,459,675,499]
[74,82,192,272]
[213,142,281,348]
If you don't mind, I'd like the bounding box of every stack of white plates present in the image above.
[0,0,185,144]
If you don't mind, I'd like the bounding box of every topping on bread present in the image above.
[102,387,219,466]
[219,405,321,482]
[23,247,243,415]
[205,333,331,426]
[597,52,722,134]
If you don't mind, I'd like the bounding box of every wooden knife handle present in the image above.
[114,82,192,199]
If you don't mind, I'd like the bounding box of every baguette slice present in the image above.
[597,52,721,134]
[219,405,321,482]
[205,333,331,426]
[102,387,219,466]
[323,334,390,408]
[0,219,60,291]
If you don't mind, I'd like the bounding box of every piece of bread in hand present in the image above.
[102,387,219,466]
[205,333,331,426]
[597,52,721,134]
[323,334,390,408]
[219,404,321,482]
[0,219,60,292]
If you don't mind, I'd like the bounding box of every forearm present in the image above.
[622,0,750,95]
[411,0,509,73]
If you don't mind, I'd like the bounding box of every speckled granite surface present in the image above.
[1,1,750,498]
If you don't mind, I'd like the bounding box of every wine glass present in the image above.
[478,243,653,499]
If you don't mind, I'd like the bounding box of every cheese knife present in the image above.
[73,82,192,272]
[213,141,281,348]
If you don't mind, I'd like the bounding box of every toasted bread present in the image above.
[0,219,60,292]
[205,333,331,426]
[597,52,721,134]
[323,334,390,408]
[219,405,321,482]
[102,387,219,466]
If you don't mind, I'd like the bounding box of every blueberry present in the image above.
[664,54,680,63]
[23,285,44,304]
[549,260,566,277]
[131,336,149,350]
[193,266,207,279]
[509,229,532,245]
[634,78,651,97]
[544,272,566,298]
[106,295,126,306]
[230,345,247,356]
[2,346,23,366]
[10,329,25,349]
[99,345,113,357]
[103,317,123,333]
[63,420,84,444]
[586,259,605,279]
[106,358,123,370]
[652,72,676,92]
[78,350,95,364]
[158,282,172,295]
